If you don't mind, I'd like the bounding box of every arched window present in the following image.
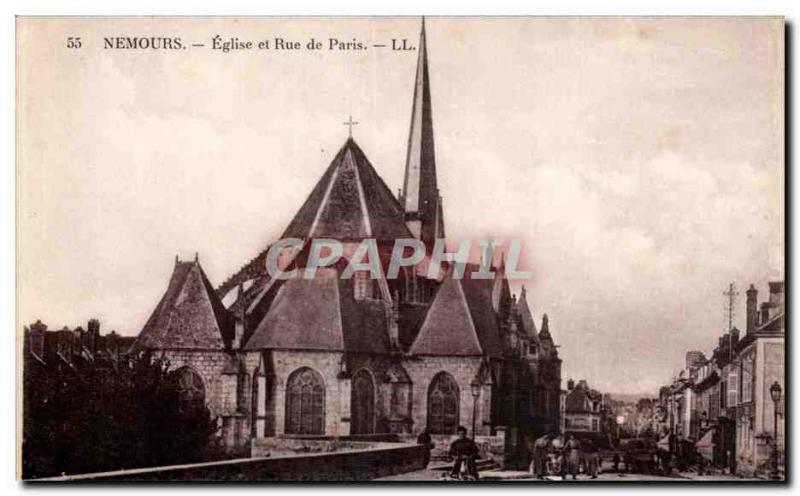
[285,367,325,435]
[351,369,375,434]
[173,367,205,411]
[428,372,460,434]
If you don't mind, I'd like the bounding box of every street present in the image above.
[377,466,763,482]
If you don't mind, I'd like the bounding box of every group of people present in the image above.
[418,428,675,481]
[530,433,601,480]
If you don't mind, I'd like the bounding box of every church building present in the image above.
[130,21,562,464]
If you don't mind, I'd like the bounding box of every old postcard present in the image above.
[16,16,785,482]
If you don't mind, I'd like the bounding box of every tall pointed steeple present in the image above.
[401,18,443,249]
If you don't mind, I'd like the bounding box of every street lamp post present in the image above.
[470,379,482,439]
[769,381,782,480]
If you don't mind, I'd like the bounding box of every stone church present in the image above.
[131,21,562,463]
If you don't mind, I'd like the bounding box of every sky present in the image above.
[17,17,784,395]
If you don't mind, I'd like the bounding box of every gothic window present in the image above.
[251,371,259,433]
[428,372,460,435]
[237,373,247,411]
[285,367,325,435]
[351,369,375,435]
[174,367,205,411]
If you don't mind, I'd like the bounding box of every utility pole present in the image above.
[723,282,738,331]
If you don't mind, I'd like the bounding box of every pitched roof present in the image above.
[244,269,391,353]
[131,260,235,352]
[565,381,599,414]
[408,274,502,357]
[517,286,539,342]
[281,138,412,241]
[244,270,344,351]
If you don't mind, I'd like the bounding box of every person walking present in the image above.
[566,435,582,480]
[531,434,550,480]
[585,442,600,479]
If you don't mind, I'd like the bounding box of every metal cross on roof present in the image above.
[343,115,359,138]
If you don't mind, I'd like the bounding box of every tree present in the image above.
[23,352,219,479]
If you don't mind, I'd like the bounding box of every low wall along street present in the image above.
[36,442,428,482]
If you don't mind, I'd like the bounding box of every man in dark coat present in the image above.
[417,428,434,468]
[449,426,479,479]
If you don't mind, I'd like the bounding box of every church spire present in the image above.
[401,18,442,249]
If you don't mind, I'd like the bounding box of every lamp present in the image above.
[769,381,782,480]
[470,378,482,439]
[770,381,782,404]
[470,379,482,399]
[337,355,350,379]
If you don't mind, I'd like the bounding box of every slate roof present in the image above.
[408,273,503,357]
[401,18,441,249]
[131,260,235,352]
[244,269,391,353]
[517,286,539,342]
[281,138,412,241]
[565,381,600,414]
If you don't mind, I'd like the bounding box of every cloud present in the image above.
[17,18,783,396]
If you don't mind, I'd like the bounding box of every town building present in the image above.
[657,281,784,478]
[563,379,610,446]
[22,318,136,476]
[732,282,785,477]
[127,20,562,465]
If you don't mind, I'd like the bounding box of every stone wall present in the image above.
[403,356,490,436]
[268,350,346,436]
[160,349,253,453]
[160,350,232,418]
[39,444,429,482]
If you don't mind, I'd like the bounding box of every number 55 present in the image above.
[66,37,82,49]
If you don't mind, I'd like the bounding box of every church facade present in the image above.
[130,21,562,463]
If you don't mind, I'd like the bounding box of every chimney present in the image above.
[730,328,740,349]
[28,320,47,358]
[746,284,758,333]
[567,378,575,391]
[685,350,705,370]
[768,281,784,313]
[87,318,100,355]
